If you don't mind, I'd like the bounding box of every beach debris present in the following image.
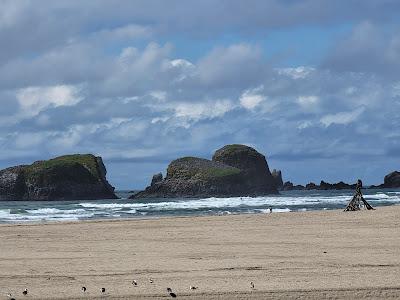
[344,179,374,211]
[23,288,28,295]
[82,286,87,292]
[132,280,138,286]
[250,281,255,289]
[190,285,197,290]
[167,288,177,298]
[101,287,106,293]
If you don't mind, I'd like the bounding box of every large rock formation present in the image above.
[0,154,117,200]
[383,171,400,188]
[132,144,278,198]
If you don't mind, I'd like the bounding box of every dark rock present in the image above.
[0,154,117,200]
[318,180,356,190]
[305,182,318,190]
[282,181,294,191]
[303,180,356,190]
[383,171,400,188]
[282,181,305,191]
[271,169,283,190]
[151,173,163,186]
[132,144,278,198]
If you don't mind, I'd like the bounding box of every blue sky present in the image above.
[0,0,400,189]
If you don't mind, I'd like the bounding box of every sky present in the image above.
[0,0,400,189]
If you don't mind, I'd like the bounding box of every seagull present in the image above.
[23,288,28,295]
[6,293,12,298]
[82,286,87,292]
[269,207,272,213]
[132,280,138,286]
[250,281,255,289]
[149,278,153,284]
[190,286,197,290]
[101,287,106,293]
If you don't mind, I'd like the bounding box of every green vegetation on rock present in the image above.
[24,154,100,181]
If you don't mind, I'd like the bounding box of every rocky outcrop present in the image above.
[383,171,400,188]
[282,180,356,191]
[132,144,278,198]
[318,180,356,190]
[151,173,163,186]
[0,154,117,200]
[305,181,355,190]
[282,181,305,191]
[271,169,283,190]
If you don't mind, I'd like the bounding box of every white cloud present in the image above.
[240,85,266,110]
[174,99,233,121]
[320,107,365,127]
[297,95,319,107]
[16,85,82,117]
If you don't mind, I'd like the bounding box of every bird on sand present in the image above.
[149,278,154,284]
[101,287,106,293]
[82,286,87,292]
[167,287,172,293]
[190,286,197,290]
[23,288,28,295]
[250,282,255,289]
[132,280,138,286]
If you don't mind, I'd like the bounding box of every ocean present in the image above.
[0,188,399,223]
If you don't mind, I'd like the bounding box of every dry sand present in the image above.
[1,206,400,299]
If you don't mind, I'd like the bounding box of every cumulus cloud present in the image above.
[0,1,399,188]
[240,86,266,110]
[15,85,82,118]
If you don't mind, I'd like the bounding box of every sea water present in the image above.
[0,189,399,223]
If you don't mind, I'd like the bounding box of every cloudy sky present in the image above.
[1,0,400,189]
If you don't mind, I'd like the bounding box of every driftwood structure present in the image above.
[344,179,374,211]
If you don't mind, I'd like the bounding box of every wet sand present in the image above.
[1,206,400,299]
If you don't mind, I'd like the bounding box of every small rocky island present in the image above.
[282,180,357,191]
[131,144,278,198]
[0,154,117,200]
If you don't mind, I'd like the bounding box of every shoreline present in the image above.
[1,206,400,299]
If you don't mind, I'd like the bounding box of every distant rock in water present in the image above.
[282,180,355,191]
[282,181,305,191]
[0,154,117,200]
[131,144,278,198]
[271,169,283,190]
[383,171,400,188]
[304,181,356,190]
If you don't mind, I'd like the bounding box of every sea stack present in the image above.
[131,144,278,198]
[383,171,400,188]
[0,154,117,200]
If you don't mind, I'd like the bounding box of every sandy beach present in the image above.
[1,206,400,299]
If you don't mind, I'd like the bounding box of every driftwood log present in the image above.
[344,179,374,211]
